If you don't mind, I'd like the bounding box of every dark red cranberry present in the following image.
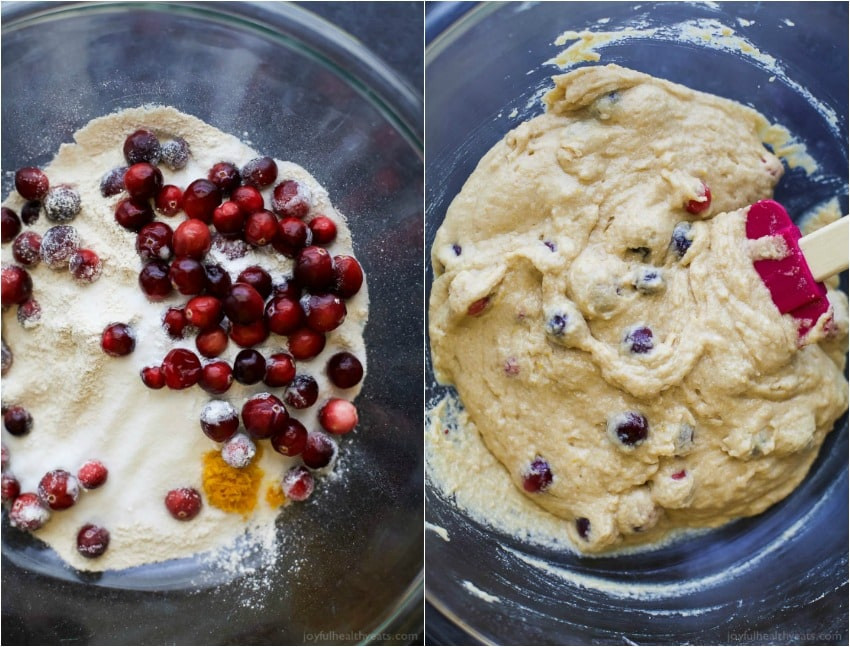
[272,180,312,219]
[139,260,173,300]
[155,184,184,216]
[38,469,79,510]
[1,265,32,307]
[140,365,166,389]
[223,282,265,324]
[124,162,163,200]
[162,348,202,389]
[69,249,102,283]
[221,433,256,468]
[77,524,110,558]
[123,128,161,164]
[241,156,278,188]
[208,162,241,194]
[43,186,81,223]
[244,210,278,247]
[204,263,232,298]
[170,256,206,295]
[212,201,244,236]
[624,326,654,354]
[302,431,337,469]
[308,216,337,245]
[273,277,301,300]
[608,412,649,447]
[136,221,174,262]
[333,255,364,298]
[282,466,314,502]
[12,231,41,267]
[235,267,271,300]
[9,492,49,530]
[172,219,211,259]
[200,400,239,442]
[182,179,222,223]
[294,246,334,291]
[160,137,190,170]
[101,323,135,357]
[232,349,266,385]
[3,406,32,436]
[522,457,553,493]
[241,393,288,439]
[40,225,80,268]
[1,473,20,503]
[199,360,233,395]
[165,487,202,520]
[685,182,711,214]
[100,166,127,197]
[576,517,591,540]
[273,217,310,257]
[16,298,41,327]
[264,352,296,387]
[287,327,326,360]
[326,352,364,389]
[270,418,307,456]
[2,208,21,243]
[319,398,358,434]
[265,296,305,335]
[231,185,264,215]
[114,197,154,232]
[302,293,347,332]
[285,374,319,409]
[77,460,108,489]
[671,222,693,258]
[229,319,269,348]
[196,326,228,358]
[14,167,49,201]
[185,295,223,330]
[162,306,189,339]
[21,200,41,225]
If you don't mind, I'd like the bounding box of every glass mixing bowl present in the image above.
[2,2,423,644]
[425,2,848,644]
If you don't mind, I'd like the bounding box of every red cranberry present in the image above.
[1,207,21,243]
[319,398,358,434]
[77,460,108,489]
[302,293,347,332]
[139,260,174,300]
[185,295,223,330]
[163,306,189,339]
[182,179,222,223]
[241,156,278,188]
[229,319,269,348]
[608,412,649,447]
[231,185,264,215]
[264,352,297,387]
[241,393,288,439]
[576,517,591,540]
[244,210,278,247]
[685,182,712,214]
[287,327,326,360]
[124,162,163,200]
[199,360,233,394]
[162,348,202,389]
[1,473,20,503]
[123,128,161,164]
[333,255,364,298]
[273,217,310,257]
[272,180,312,219]
[9,492,50,531]
[265,296,305,335]
[114,197,154,232]
[196,326,228,358]
[38,469,79,510]
[155,184,184,216]
[270,418,307,456]
[172,219,211,259]
[69,249,103,283]
[15,167,49,201]
[170,256,206,295]
[204,263,232,298]
[282,466,314,502]
[100,166,127,197]
[208,162,241,194]
[285,374,319,409]
[221,433,256,468]
[237,266,272,299]
[212,201,244,236]
[17,298,42,327]
[160,137,190,170]
[77,524,110,558]
[294,246,334,291]
[141,365,166,389]
[522,457,553,493]
[467,296,490,317]
[200,400,239,442]
[308,216,337,245]
[624,326,654,354]
[223,282,265,324]
[671,470,687,480]
[4,406,32,436]
[326,352,364,389]
[43,186,81,223]
[273,277,301,300]
[302,431,337,469]
[101,323,135,357]
[232,349,266,385]
[165,487,202,521]
[1,265,32,307]
[136,221,174,262]
[12,231,41,267]
[21,201,41,225]
[40,225,80,269]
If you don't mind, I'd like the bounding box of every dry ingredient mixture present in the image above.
[1,106,368,572]
[428,64,848,554]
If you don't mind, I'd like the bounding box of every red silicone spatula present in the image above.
[746,200,848,337]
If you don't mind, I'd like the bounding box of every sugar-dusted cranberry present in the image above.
[229,319,269,348]
[241,156,278,188]
[607,412,649,448]
[173,219,211,260]
[140,365,166,389]
[43,186,81,223]
[467,296,490,317]
[199,360,233,394]
[21,201,41,225]
[231,185,264,215]
[670,222,693,259]
[273,217,310,258]
[136,221,173,262]
[272,180,312,219]
[302,431,337,469]
[244,210,278,247]
[100,166,127,197]
[114,197,154,232]
[17,298,42,328]
[223,282,264,324]
[77,524,110,558]
[285,374,319,410]
[221,433,256,469]
[200,399,239,442]
[182,179,222,223]
[159,137,190,170]
[332,255,364,298]
[319,398,358,434]
[634,267,664,294]
[308,216,337,246]
[40,225,80,269]
[77,460,108,489]
[273,276,301,301]
[1,265,32,307]
[282,466,314,502]
[1,340,11,376]
[242,392,289,439]
[294,246,334,291]
[685,182,711,215]
[163,306,189,339]
[212,201,244,236]
[326,352,363,389]
[232,349,266,385]
[522,457,553,493]
[15,167,49,201]
[185,295,223,330]
[124,162,163,200]
[2,208,21,243]
[124,128,161,164]
[204,263,232,299]
[287,327,326,360]
[3,406,32,436]
[211,232,249,260]
[196,326,228,358]
[208,162,241,195]
[265,296,305,336]
[165,487,202,521]
[162,348,202,389]
[139,260,174,301]
[69,249,103,283]
[9,492,50,530]
[169,256,206,295]
[264,352,297,387]
[270,418,307,457]
[155,184,184,216]
[38,469,79,510]
[624,326,654,354]
[302,293,347,332]
[101,322,135,357]
[237,266,272,299]
[576,517,591,540]
[1,473,20,503]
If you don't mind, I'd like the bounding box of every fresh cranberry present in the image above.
[265,296,305,335]
[17,298,42,327]
[136,221,174,262]
[162,306,189,338]
[467,297,489,317]
[9,492,50,531]
[302,293,347,332]
[165,487,202,521]
[231,185,264,215]
[3,406,32,436]
[139,260,174,300]
[273,277,301,300]
[308,216,337,245]
[241,156,278,188]
[244,210,278,247]
[160,137,190,170]
[140,365,166,389]
[1,207,21,243]
[14,167,49,201]
[196,326,228,358]
[200,400,239,442]
[162,348,202,389]
[1,473,20,503]
[272,180,312,219]
[21,201,41,225]
[326,352,364,389]
[285,374,319,409]
[282,466,314,502]
[208,162,241,194]
[302,431,337,469]
[237,266,272,299]
[155,184,184,216]
[204,263,232,298]
[319,398,358,434]
[114,197,154,231]
[169,256,207,295]
[333,255,364,298]
[123,128,161,164]
[670,222,693,258]
[69,249,103,283]
[241,393,288,439]
[124,162,163,200]
[270,418,307,456]
[43,186,81,223]
[287,327,326,360]
[229,319,269,348]
[38,469,79,510]
[100,166,127,197]
[40,225,80,268]
[182,179,222,223]
[77,524,110,558]
[522,457,553,493]
[221,433,256,468]
[608,412,649,447]
[223,282,264,324]
[624,326,654,354]
[101,322,135,357]
[264,352,297,387]
[273,217,310,257]
[1,265,32,307]
[294,246,334,291]
[12,232,41,268]
[172,219,211,259]
[77,460,108,489]
[199,360,233,394]
[576,517,591,540]
[212,201,244,236]
[685,182,712,214]
[232,349,266,385]
[185,295,223,330]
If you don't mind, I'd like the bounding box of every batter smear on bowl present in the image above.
[428,65,848,553]
[1,106,368,572]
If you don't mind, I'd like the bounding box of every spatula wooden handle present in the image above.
[798,216,849,282]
